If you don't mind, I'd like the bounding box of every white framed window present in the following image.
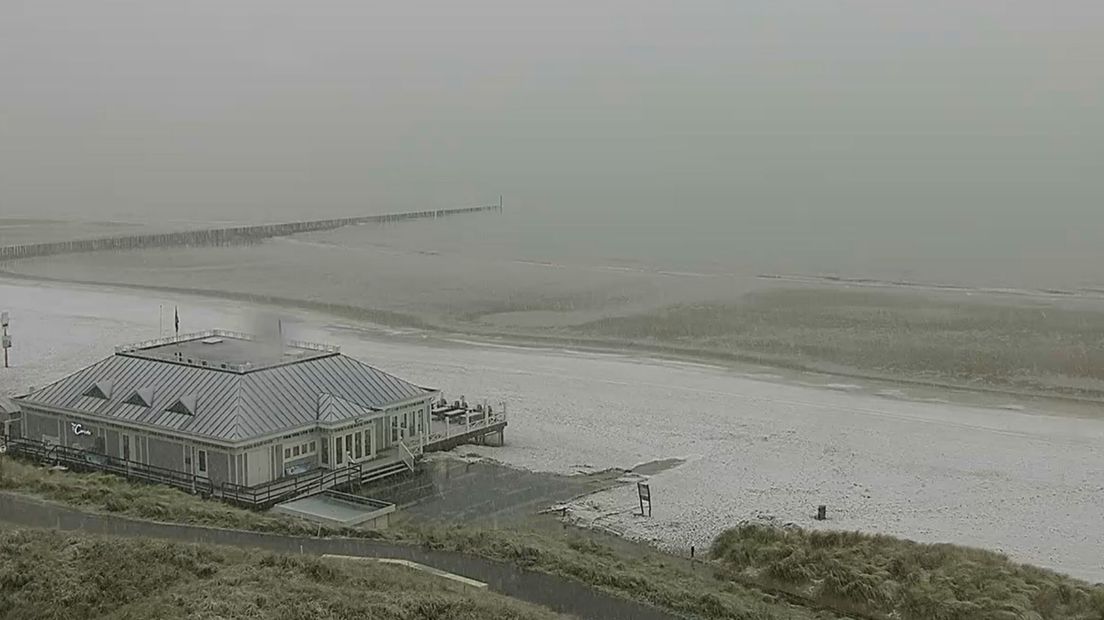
[197,449,208,474]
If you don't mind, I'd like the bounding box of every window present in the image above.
[335,437,343,465]
[345,435,352,459]
[166,395,196,415]
[354,433,363,459]
[198,450,207,474]
[82,380,113,400]
[123,388,154,408]
[284,448,291,459]
[293,445,300,457]
[309,441,316,453]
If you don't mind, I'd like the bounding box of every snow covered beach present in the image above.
[2,279,1103,582]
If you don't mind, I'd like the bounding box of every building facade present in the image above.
[14,331,437,488]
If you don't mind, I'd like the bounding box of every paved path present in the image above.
[0,493,676,620]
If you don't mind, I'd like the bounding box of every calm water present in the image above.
[326,204,1104,290]
[3,2,1101,289]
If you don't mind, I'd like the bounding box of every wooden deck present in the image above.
[424,412,507,453]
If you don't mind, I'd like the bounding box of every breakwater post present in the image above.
[0,203,501,262]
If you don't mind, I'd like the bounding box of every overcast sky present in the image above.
[1,1,1100,223]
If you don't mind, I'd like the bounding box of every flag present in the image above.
[174,307,180,335]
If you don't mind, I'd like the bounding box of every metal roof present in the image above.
[19,351,433,443]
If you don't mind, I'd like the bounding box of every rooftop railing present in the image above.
[115,329,340,357]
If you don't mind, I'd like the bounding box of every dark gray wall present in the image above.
[207,449,229,485]
[146,436,184,471]
[105,430,120,458]
[22,409,60,442]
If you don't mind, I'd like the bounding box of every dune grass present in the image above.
[0,456,821,619]
[7,455,1104,619]
[574,288,1104,397]
[404,523,821,620]
[712,524,1104,620]
[0,527,564,620]
[0,456,336,537]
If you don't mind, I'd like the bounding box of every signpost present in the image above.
[1,312,10,368]
[637,482,652,517]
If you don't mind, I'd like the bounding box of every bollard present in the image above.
[816,505,827,521]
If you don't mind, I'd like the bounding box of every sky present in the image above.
[1,1,1101,225]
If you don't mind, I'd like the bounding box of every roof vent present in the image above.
[81,380,114,400]
[123,388,154,408]
[166,395,196,416]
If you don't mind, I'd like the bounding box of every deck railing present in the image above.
[427,410,507,445]
[0,435,418,510]
[115,329,340,357]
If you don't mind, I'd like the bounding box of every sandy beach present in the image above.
[2,278,1103,582]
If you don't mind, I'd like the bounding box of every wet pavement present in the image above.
[353,455,629,525]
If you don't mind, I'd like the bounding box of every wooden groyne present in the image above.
[0,204,500,262]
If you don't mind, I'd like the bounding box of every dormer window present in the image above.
[166,395,196,416]
[123,388,154,408]
[81,380,113,400]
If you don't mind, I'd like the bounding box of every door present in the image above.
[246,448,269,486]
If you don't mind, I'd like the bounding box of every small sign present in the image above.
[1,336,9,349]
[637,482,652,517]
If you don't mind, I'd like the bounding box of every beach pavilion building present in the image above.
[10,330,436,504]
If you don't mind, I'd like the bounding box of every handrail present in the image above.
[398,440,417,472]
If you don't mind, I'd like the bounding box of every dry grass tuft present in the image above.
[712,524,1104,620]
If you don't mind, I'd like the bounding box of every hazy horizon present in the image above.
[2,1,1102,283]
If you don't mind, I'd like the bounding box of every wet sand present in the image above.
[9,219,1104,403]
[3,278,1104,582]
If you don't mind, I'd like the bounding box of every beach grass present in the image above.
[712,524,1104,620]
[573,288,1104,397]
[8,455,1104,619]
[0,456,334,537]
[0,527,564,620]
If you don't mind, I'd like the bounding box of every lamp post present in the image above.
[1,312,10,368]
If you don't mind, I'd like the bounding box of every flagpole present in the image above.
[159,305,163,336]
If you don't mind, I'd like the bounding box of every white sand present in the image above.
[2,279,1103,582]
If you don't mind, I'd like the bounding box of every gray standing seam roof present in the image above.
[20,353,432,443]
